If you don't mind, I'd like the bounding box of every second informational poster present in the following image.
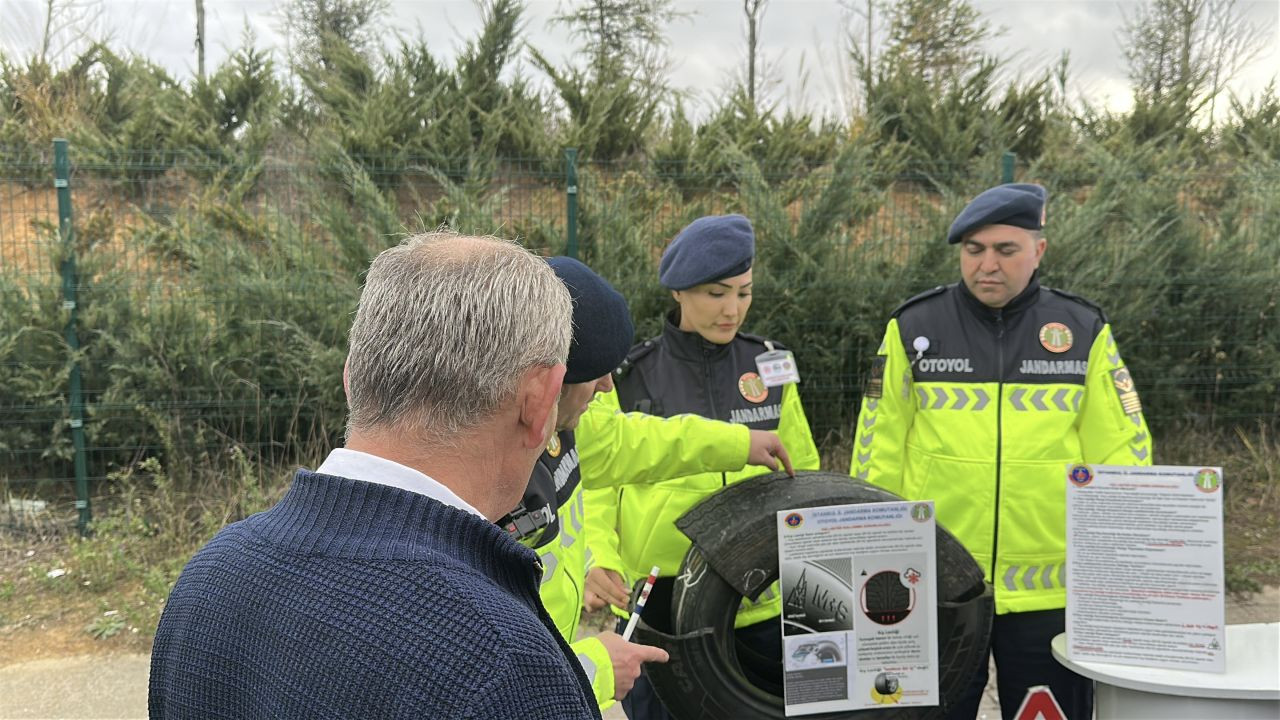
[1065,464,1226,672]
[776,501,939,716]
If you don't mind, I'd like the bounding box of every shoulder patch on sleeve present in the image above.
[736,332,788,352]
[891,285,948,318]
[1111,367,1143,416]
[1046,287,1108,324]
[614,336,660,379]
[864,355,886,399]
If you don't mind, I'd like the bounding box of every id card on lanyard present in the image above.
[755,341,800,387]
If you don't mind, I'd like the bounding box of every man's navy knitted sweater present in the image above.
[149,469,601,719]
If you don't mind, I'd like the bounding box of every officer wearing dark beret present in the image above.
[950,183,1050,309]
[508,258,633,551]
[588,214,822,720]
[850,183,1152,720]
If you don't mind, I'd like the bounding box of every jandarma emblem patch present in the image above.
[1111,367,1143,415]
[1039,322,1073,353]
[739,372,769,403]
[545,434,562,458]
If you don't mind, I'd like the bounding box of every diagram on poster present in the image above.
[1066,464,1226,673]
[781,557,854,635]
[777,502,939,716]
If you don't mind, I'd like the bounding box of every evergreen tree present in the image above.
[531,0,681,160]
[880,0,990,92]
[1120,0,1267,141]
[551,0,677,82]
[854,0,1009,183]
[281,0,390,69]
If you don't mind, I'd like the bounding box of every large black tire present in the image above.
[633,471,993,720]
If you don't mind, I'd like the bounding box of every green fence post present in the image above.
[1001,152,1016,184]
[54,139,90,535]
[564,148,579,259]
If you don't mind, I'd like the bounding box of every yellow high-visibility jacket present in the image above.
[584,321,822,629]
[533,400,753,709]
[851,279,1153,615]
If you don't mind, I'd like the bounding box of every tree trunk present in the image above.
[743,0,767,111]
[196,0,206,81]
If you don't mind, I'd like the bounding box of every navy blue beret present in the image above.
[548,257,635,384]
[947,183,1047,244]
[658,214,755,290]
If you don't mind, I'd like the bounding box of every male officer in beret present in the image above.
[850,184,1153,719]
[505,256,795,713]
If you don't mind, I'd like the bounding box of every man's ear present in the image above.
[343,357,351,401]
[518,363,566,449]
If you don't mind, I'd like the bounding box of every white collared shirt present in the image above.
[316,448,485,519]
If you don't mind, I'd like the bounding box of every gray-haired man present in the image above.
[150,233,601,719]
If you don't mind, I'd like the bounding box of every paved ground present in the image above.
[2,587,1275,719]
[0,654,149,719]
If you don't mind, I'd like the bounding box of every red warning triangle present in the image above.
[1013,685,1066,720]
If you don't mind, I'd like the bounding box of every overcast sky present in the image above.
[2,0,1277,119]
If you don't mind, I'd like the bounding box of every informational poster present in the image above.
[776,501,939,716]
[1065,464,1226,672]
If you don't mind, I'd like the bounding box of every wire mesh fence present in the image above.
[2,143,1277,524]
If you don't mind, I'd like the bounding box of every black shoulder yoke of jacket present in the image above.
[1046,287,1108,324]
[615,335,661,379]
[891,285,947,318]
[737,331,788,352]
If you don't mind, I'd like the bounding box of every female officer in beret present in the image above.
[582,214,822,719]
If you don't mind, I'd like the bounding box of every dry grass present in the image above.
[0,182,60,275]
[0,450,294,664]
[0,180,177,280]
[0,536,153,664]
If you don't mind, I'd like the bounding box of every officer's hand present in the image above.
[585,567,630,612]
[747,430,795,477]
[595,631,670,700]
